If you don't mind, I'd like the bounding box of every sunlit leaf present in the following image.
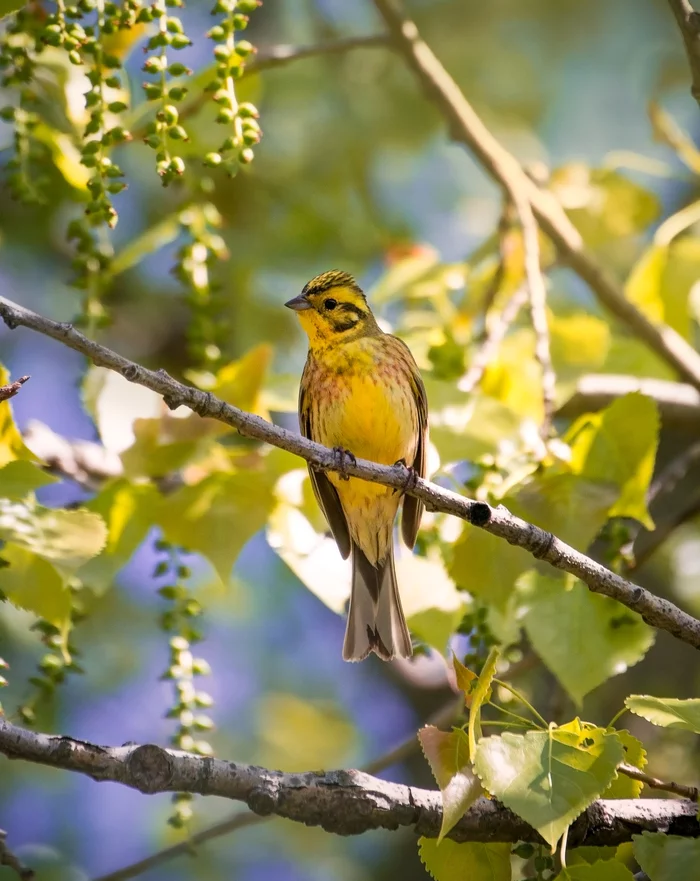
[474,721,623,848]
[602,729,646,798]
[418,725,482,840]
[449,524,532,608]
[566,393,659,529]
[418,838,511,881]
[519,573,654,704]
[0,544,71,627]
[0,500,107,573]
[0,365,34,467]
[549,312,611,376]
[625,695,700,733]
[83,367,165,454]
[633,832,700,881]
[200,344,273,418]
[554,861,635,881]
[453,655,478,706]
[0,460,58,500]
[481,329,543,420]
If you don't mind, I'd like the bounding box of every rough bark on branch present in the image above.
[667,0,700,107]
[2,295,700,652]
[371,0,700,391]
[0,719,698,846]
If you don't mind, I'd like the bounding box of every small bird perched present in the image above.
[286,270,428,662]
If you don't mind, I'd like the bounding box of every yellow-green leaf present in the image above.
[625,696,700,733]
[0,460,58,500]
[602,730,647,798]
[418,838,511,881]
[0,544,71,627]
[418,726,482,841]
[474,722,624,848]
[554,861,635,881]
[0,365,33,467]
[449,525,531,608]
[566,392,660,529]
[633,832,700,881]
[519,573,654,704]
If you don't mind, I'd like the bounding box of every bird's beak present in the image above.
[285,294,312,312]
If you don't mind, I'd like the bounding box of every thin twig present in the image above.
[557,374,700,430]
[94,696,464,881]
[0,829,34,880]
[648,440,700,505]
[371,0,700,390]
[618,762,699,801]
[666,0,700,107]
[473,200,516,331]
[1,718,699,847]
[458,285,529,394]
[3,295,700,651]
[0,374,30,402]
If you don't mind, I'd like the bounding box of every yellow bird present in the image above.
[286,270,428,662]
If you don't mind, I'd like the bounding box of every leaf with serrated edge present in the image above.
[602,730,646,798]
[520,573,654,705]
[554,860,635,880]
[633,832,700,881]
[418,726,482,841]
[0,460,58,500]
[0,544,71,627]
[474,720,624,848]
[452,655,478,707]
[625,696,700,733]
[418,838,511,881]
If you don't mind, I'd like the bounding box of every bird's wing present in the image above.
[299,362,352,560]
[395,339,428,550]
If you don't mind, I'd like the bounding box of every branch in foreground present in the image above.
[371,0,700,391]
[0,828,34,880]
[0,374,29,402]
[557,374,700,430]
[2,295,700,653]
[667,0,700,107]
[1,719,699,847]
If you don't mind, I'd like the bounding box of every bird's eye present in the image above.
[324,298,338,311]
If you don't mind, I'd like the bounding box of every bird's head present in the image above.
[285,270,379,348]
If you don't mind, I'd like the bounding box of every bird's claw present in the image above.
[332,446,356,480]
[393,458,418,494]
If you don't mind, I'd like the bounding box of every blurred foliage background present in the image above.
[1,0,700,879]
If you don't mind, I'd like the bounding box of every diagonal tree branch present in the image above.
[371,0,700,391]
[1,718,699,847]
[0,828,34,880]
[618,762,699,802]
[2,295,700,651]
[667,0,700,107]
[0,374,29,402]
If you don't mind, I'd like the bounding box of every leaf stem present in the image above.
[492,677,548,728]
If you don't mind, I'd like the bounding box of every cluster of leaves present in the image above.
[417,654,700,881]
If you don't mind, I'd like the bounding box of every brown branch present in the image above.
[94,697,464,881]
[648,440,700,505]
[557,374,700,430]
[1,718,699,847]
[458,285,529,394]
[0,829,34,880]
[667,0,700,107]
[0,374,29,402]
[371,0,700,391]
[3,295,700,652]
[619,762,699,801]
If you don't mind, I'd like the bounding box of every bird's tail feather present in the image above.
[343,539,412,662]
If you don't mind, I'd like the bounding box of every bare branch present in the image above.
[648,440,700,506]
[1,719,699,847]
[0,828,34,880]
[3,295,700,651]
[458,285,529,394]
[0,374,29,402]
[371,0,700,390]
[619,762,699,802]
[248,34,389,74]
[557,374,700,429]
[667,0,700,107]
[23,420,123,489]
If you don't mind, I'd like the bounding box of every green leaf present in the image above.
[0,460,58,500]
[0,0,24,20]
[519,573,654,704]
[0,500,107,573]
[453,655,478,706]
[567,847,620,867]
[554,860,635,881]
[418,726,482,841]
[625,695,700,733]
[474,720,624,848]
[78,481,159,594]
[449,524,531,608]
[0,544,71,627]
[633,832,700,881]
[566,392,660,529]
[195,343,273,418]
[602,730,646,798]
[418,838,511,881]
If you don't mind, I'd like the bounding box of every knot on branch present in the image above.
[248,784,279,816]
[192,391,215,419]
[469,501,492,527]
[530,527,555,559]
[121,364,139,381]
[125,744,173,794]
